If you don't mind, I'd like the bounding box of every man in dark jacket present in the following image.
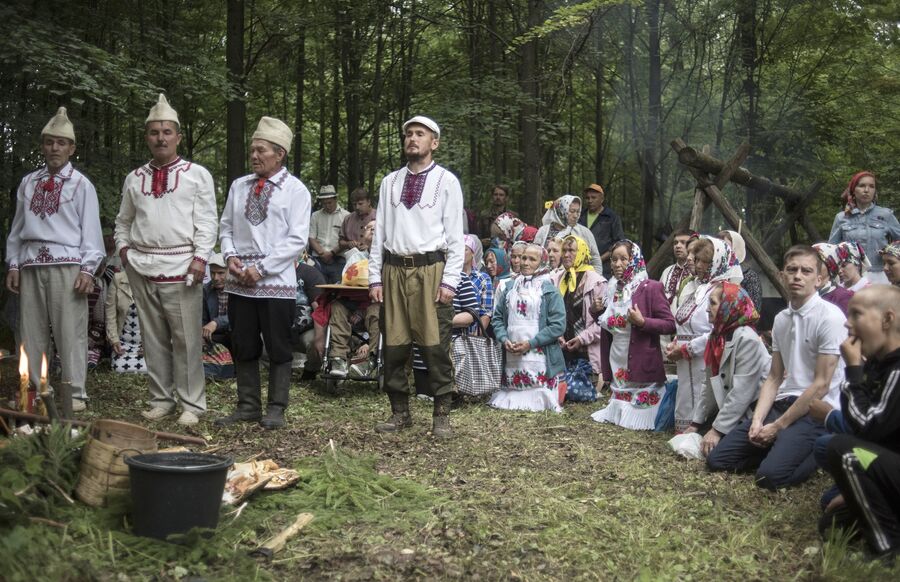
[822,285,900,559]
[578,183,624,279]
[202,253,230,348]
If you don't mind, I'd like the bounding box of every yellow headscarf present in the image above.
[558,235,594,296]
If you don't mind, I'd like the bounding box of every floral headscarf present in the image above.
[694,236,740,303]
[558,235,594,296]
[881,241,900,260]
[486,247,511,282]
[495,212,527,242]
[703,282,760,376]
[541,194,582,229]
[812,242,841,285]
[464,234,484,271]
[836,241,871,274]
[606,240,648,304]
[842,171,877,216]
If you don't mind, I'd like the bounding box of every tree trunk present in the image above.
[226,0,246,186]
[641,0,661,253]
[518,0,543,223]
[293,6,306,177]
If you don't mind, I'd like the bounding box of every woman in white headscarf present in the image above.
[533,195,603,272]
[666,235,739,433]
[718,229,762,315]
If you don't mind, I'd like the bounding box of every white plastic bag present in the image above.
[668,432,703,460]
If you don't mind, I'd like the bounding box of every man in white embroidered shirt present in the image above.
[5,107,104,413]
[369,115,465,438]
[216,116,311,430]
[114,94,218,426]
[707,245,847,489]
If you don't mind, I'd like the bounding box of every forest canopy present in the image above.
[1,0,897,261]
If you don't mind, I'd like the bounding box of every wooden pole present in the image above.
[684,170,790,299]
[0,407,208,446]
[676,145,803,202]
[762,180,823,253]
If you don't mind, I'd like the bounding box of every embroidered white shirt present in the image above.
[115,157,218,282]
[369,163,465,290]
[772,293,847,408]
[6,162,104,275]
[219,168,311,299]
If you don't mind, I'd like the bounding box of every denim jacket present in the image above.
[829,204,900,269]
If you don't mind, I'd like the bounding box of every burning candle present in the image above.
[17,346,29,411]
[39,354,48,395]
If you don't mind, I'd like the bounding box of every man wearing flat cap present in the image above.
[115,93,219,426]
[217,116,311,430]
[6,107,104,413]
[308,184,350,283]
[369,115,465,438]
[578,183,624,279]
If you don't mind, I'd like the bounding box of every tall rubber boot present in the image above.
[432,393,453,439]
[375,391,412,433]
[260,361,292,430]
[215,360,262,426]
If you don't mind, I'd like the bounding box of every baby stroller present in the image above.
[316,283,383,393]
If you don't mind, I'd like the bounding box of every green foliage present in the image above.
[0,423,85,527]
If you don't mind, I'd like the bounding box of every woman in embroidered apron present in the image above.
[687,282,770,458]
[592,240,675,429]
[489,244,566,412]
[666,236,738,433]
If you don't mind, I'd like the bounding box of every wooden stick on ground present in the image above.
[251,513,314,559]
[0,407,207,446]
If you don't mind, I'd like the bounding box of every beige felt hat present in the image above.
[402,115,440,138]
[41,107,76,142]
[252,116,293,153]
[208,253,226,268]
[145,93,180,126]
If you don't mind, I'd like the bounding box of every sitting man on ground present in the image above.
[202,253,231,348]
[820,285,900,560]
[328,219,379,378]
[707,245,847,490]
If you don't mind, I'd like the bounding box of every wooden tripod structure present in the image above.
[647,139,824,301]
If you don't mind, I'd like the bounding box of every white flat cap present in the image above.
[41,107,76,142]
[252,116,293,154]
[145,93,180,127]
[208,253,226,268]
[402,115,440,139]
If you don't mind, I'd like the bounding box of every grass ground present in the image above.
[2,363,899,581]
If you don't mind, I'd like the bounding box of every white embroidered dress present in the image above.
[488,274,562,413]
[220,168,312,298]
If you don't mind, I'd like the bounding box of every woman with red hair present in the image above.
[828,171,900,284]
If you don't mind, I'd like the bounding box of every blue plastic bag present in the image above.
[654,378,678,432]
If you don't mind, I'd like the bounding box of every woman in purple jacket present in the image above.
[592,240,676,429]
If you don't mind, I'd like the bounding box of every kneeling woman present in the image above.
[592,240,675,429]
[688,282,771,458]
[490,244,566,412]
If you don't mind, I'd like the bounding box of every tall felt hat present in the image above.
[41,107,76,142]
[402,115,440,138]
[252,116,293,153]
[145,93,180,126]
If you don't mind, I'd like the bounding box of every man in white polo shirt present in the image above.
[369,115,465,438]
[707,245,847,489]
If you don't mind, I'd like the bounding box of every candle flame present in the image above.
[40,354,48,385]
[18,346,28,378]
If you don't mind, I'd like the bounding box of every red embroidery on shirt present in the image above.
[30,175,64,219]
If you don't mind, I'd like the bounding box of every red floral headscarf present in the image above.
[703,282,759,377]
[842,171,877,216]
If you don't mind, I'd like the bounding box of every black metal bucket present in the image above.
[125,452,232,541]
